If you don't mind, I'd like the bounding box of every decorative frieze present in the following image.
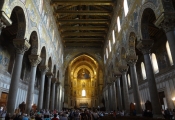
[13,39,31,55]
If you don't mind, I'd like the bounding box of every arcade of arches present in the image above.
[0,0,175,117]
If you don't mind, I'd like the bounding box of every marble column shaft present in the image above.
[54,84,58,109]
[7,39,30,114]
[38,66,48,110]
[26,55,41,114]
[57,85,60,110]
[112,80,117,111]
[51,78,57,110]
[127,56,142,113]
[116,76,123,110]
[46,72,53,109]
[137,40,161,115]
[119,66,130,111]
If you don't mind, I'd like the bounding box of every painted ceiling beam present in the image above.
[59,26,108,31]
[63,38,105,42]
[57,19,109,24]
[61,32,106,37]
[51,1,114,6]
[55,10,111,16]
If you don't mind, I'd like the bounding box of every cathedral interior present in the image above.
[0,0,175,116]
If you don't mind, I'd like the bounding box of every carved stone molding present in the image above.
[0,11,12,34]
[126,55,138,66]
[13,39,31,55]
[114,70,122,77]
[155,12,175,33]
[51,78,57,83]
[118,65,128,73]
[28,55,42,67]
[136,39,154,55]
[56,82,61,86]
[39,65,49,74]
[46,72,53,78]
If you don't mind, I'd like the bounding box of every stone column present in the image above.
[55,82,60,110]
[26,55,41,114]
[119,65,130,112]
[45,72,53,109]
[0,11,12,35]
[107,84,112,110]
[50,78,57,110]
[126,55,142,113]
[57,85,61,110]
[155,12,175,65]
[137,40,161,115]
[115,73,123,111]
[38,65,48,110]
[112,78,117,111]
[7,39,30,114]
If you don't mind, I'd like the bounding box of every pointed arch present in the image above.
[53,65,56,78]
[29,31,39,55]
[48,57,52,72]
[40,47,47,66]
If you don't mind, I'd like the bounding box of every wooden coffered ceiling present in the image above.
[51,0,116,48]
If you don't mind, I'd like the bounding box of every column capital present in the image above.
[56,82,61,86]
[118,65,128,73]
[0,11,12,32]
[28,55,42,67]
[155,12,175,33]
[13,39,31,55]
[114,71,122,79]
[46,72,53,78]
[126,55,138,66]
[51,78,57,83]
[136,39,154,55]
[39,65,49,73]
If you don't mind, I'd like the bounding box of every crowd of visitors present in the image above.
[0,108,105,120]
[2,107,175,120]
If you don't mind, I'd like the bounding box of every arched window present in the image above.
[82,89,86,96]
[124,0,129,16]
[117,17,121,32]
[166,41,173,66]
[151,53,159,74]
[112,30,115,44]
[106,48,108,58]
[141,62,147,80]
[109,40,111,52]
[39,0,43,13]
[127,74,131,87]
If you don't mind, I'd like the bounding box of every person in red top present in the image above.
[113,110,116,119]
[52,114,59,120]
